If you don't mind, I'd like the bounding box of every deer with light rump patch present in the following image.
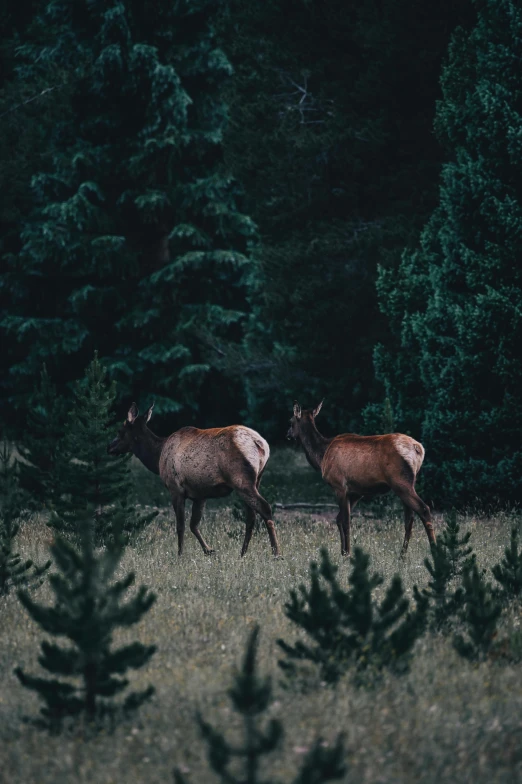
[108,403,280,557]
[287,400,435,557]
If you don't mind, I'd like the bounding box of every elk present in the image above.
[107,403,280,558]
[287,400,435,557]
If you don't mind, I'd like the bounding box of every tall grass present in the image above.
[1,449,521,783]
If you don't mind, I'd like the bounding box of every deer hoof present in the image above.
[204,548,215,556]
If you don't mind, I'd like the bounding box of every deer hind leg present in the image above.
[334,493,348,556]
[240,504,256,557]
[190,500,214,555]
[393,483,436,550]
[235,486,280,557]
[400,503,415,557]
[172,495,186,556]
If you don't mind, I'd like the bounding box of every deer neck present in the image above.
[133,427,166,475]
[298,420,331,472]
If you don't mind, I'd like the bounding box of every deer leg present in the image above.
[334,495,348,556]
[393,484,436,549]
[240,504,256,557]
[172,496,186,556]
[190,500,214,555]
[400,503,415,557]
[236,487,280,557]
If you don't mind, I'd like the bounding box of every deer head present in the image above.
[107,402,154,455]
[286,399,323,441]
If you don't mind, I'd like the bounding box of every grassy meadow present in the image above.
[1,448,522,783]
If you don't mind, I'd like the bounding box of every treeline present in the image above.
[2,0,522,506]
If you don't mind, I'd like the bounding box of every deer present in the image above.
[107,403,281,558]
[287,400,435,557]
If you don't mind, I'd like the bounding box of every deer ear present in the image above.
[145,402,154,423]
[312,399,324,418]
[127,402,139,423]
[293,401,302,419]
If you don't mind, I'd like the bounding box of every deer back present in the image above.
[321,433,425,491]
[159,425,269,493]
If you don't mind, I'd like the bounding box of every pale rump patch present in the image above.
[393,434,425,476]
[232,427,270,475]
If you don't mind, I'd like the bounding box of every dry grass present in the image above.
[1,449,522,783]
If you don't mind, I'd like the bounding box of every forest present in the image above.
[2,0,521,507]
[1,2,522,782]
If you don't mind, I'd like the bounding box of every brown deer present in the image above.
[108,403,280,558]
[287,400,435,557]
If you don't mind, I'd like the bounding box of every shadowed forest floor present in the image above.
[1,449,521,783]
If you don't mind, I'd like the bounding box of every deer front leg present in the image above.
[241,504,256,557]
[172,495,186,556]
[190,500,214,555]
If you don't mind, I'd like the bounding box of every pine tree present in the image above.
[15,521,156,733]
[18,364,67,507]
[1,0,255,423]
[278,548,427,685]
[492,526,522,600]
[0,441,50,596]
[50,353,156,545]
[372,0,522,505]
[174,626,345,784]
[422,510,475,629]
[453,561,502,662]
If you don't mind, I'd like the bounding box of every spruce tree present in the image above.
[1,0,255,422]
[492,526,522,600]
[15,521,156,733]
[50,353,156,545]
[174,626,345,784]
[453,561,502,662]
[372,0,522,505]
[278,548,427,685]
[0,441,50,597]
[18,364,67,507]
[422,511,475,629]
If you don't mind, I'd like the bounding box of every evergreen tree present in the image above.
[372,0,522,505]
[278,548,427,685]
[492,526,522,600]
[453,561,502,661]
[174,626,345,784]
[1,0,255,425]
[15,522,156,733]
[50,353,156,544]
[0,441,50,596]
[18,364,67,507]
[422,511,475,629]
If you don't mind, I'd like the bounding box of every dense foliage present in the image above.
[373,0,522,504]
[1,0,255,425]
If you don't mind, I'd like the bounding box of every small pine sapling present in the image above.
[422,510,475,629]
[453,561,502,662]
[278,547,427,685]
[18,364,67,508]
[0,442,50,596]
[491,526,522,600]
[15,522,156,733]
[174,626,345,784]
[50,353,156,545]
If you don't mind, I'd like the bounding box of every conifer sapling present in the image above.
[50,353,156,544]
[174,626,345,784]
[15,521,156,733]
[453,561,502,662]
[0,441,50,596]
[278,547,427,685]
[492,526,522,600]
